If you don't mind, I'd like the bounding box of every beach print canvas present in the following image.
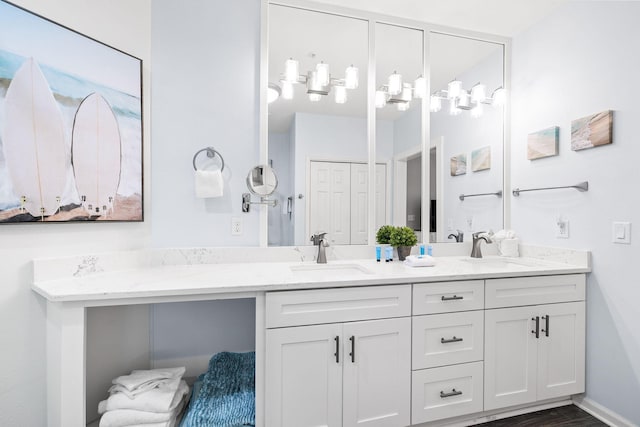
[471,146,491,171]
[571,110,612,151]
[450,154,467,176]
[0,2,142,223]
[527,126,559,160]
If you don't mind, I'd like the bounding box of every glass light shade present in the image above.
[308,70,321,91]
[316,62,330,86]
[470,83,486,103]
[449,101,461,116]
[414,76,427,99]
[401,85,413,102]
[345,65,359,89]
[430,95,442,112]
[309,93,322,102]
[471,103,483,118]
[457,90,470,108]
[267,83,280,104]
[388,72,403,96]
[281,81,293,100]
[334,86,347,104]
[447,79,462,99]
[284,58,299,83]
[492,87,506,106]
[397,102,410,112]
[375,90,387,108]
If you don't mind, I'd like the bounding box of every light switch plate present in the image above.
[612,221,631,244]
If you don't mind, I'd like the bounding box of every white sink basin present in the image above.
[460,257,536,268]
[289,263,373,278]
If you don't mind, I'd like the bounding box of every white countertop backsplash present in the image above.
[31,243,590,303]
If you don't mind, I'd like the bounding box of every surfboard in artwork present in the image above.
[71,92,122,216]
[2,57,67,218]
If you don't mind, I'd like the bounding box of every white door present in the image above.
[342,317,411,427]
[310,161,351,245]
[350,163,368,245]
[484,306,539,410]
[537,302,586,400]
[375,164,387,232]
[266,324,343,427]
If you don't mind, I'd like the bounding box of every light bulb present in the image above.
[430,95,442,112]
[471,103,483,118]
[284,58,299,83]
[401,85,413,102]
[492,87,506,106]
[414,76,427,99]
[309,93,321,102]
[397,102,410,112]
[281,81,293,100]
[345,65,359,89]
[316,62,330,86]
[375,90,387,108]
[447,79,462,99]
[470,83,486,103]
[388,72,403,96]
[334,86,347,104]
[457,90,470,108]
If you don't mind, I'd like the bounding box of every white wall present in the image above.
[0,1,152,425]
[511,2,640,423]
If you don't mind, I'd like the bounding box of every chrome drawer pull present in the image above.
[440,389,463,398]
[441,295,463,301]
[441,336,463,344]
[334,336,339,363]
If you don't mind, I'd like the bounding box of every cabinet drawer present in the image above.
[485,274,585,308]
[266,285,411,328]
[412,311,484,370]
[413,281,484,315]
[411,361,484,424]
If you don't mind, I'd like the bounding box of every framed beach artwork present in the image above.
[571,110,613,151]
[0,1,143,223]
[450,154,467,176]
[527,126,559,160]
[471,146,491,171]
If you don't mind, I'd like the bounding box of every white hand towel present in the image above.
[99,379,188,414]
[499,238,520,257]
[195,170,224,198]
[112,367,185,393]
[99,386,188,427]
[404,255,436,267]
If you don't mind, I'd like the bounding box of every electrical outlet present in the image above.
[556,218,569,238]
[231,217,242,236]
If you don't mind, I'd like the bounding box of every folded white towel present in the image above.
[404,254,436,267]
[99,379,188,414]
[195,169,224,198]
[110,367,185,398]
[499,238,520,257]
[99,386,188,427]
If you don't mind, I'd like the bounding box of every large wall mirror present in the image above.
[267,4,368,246]
[263,1,508,247]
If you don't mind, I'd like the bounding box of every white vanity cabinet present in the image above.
[265,285,412,427]
[484,275,586,411]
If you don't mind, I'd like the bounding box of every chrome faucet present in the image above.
[448,230,464,242]
[471,231,492,258]
[310,232,329,264]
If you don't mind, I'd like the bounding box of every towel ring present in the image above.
[193,147,225,172]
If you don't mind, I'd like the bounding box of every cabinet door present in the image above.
[342,317,411,427]
[266,324,343,427]
[484,306,539,410]
[309,161,351,245]
[537,302,586,400]
[350,163,368,245]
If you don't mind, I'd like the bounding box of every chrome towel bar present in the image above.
[512,181,588,197]
[459,190,502,201]
[193,147,225,172]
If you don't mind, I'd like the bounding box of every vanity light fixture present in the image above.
[375,72,428,111]
[431,79,506,117]
[276,58,359,104]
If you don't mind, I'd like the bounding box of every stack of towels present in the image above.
[98,367,190,427]
[492,229,519,257]
[404,254,436,267]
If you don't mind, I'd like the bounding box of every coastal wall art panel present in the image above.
[527,126,559,160]
[471,146,491,171]
[450,154,467,176]
[0,1,143,223]
[571,110,613,151]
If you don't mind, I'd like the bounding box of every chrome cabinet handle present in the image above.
[334,336,339,363]
[440,389,463,398]
[441,336,463,344]
[531,316,540,339]
[349,336,355,363]
[542,315,550,337]
[441,295,463,301]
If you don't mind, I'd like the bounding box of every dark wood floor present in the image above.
[476,404,608,426]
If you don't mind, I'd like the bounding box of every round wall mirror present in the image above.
[246,165,278,197]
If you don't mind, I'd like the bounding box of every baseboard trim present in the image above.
[573,396,637,427]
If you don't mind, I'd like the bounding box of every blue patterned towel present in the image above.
[180,352,255,427]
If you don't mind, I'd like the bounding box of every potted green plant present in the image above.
[376,225,395,245]
[389,226,418,261]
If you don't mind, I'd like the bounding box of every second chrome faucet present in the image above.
[310,232,329,263]
[471,231,492,258]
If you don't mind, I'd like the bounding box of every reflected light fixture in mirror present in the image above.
[430,78,505,117]
[375,71,427,111]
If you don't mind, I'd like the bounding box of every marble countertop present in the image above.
[32,251,590,303]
